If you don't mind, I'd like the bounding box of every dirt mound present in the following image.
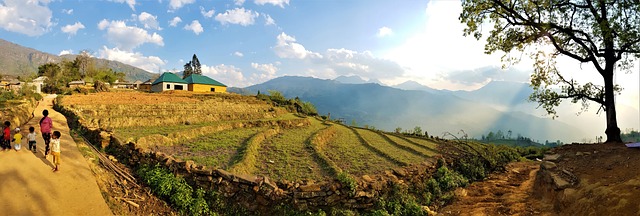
[440,142,640,215]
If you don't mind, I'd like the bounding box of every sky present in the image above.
[0,0,638,110]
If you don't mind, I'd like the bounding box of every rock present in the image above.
[583,151,591,155]
[361,175,373,183]
[576,152,584,156]
[236,174,258,185]
[551,173,571,190]
[392,168,407,177]
[541,161,557,170]
[267,159,275,164]
[422,206,438,216]
[215,169,233,180]
[299,184,322,192]
[544,154,561,161]
[454,188,467,197]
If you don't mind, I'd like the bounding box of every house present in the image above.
[183,74,227,93]
[138,79,153,92]
[133,80,143,89]
[113,80,135,89]
[151,72,187,92]
[68,80,86,88]
[9,79,22,91]
[28,76,47,93]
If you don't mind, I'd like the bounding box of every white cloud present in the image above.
[183,20,203,35]
[254,0,289,8]
[233,51,244,57]
[200,6,215,18]
[61,22,85,36]
[0,0,53,36]
[251,62,278,80]
[97,19,164,51]
[99,46,166,72]
[59,49,73,56]
[62,9,73,15]
[377,26,393,37]
[273,32,322,59]
[322,48,405,80]
[137,12,161,30]
[168,16,182,27]
[234,0,245,6]
[109,0,136,10]
[201,64,245,87]
[215,8,259,26]
[168,0,195,10]
[384,1,503,90]
[263,14,275,26]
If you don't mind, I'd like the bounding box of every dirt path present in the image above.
[439,161,553,216]
[0,95,112,215]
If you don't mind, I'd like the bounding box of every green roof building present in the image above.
[184,74,227,93]
[151,72,188,92]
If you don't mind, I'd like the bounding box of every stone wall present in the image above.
[54,99,440,213]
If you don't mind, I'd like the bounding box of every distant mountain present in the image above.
[0,38,155,81]
[393,80,439,93]
[452,81,534,108]
[232,76,585,141]
[334,75,367,84]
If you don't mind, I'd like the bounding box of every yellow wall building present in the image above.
[184,74,227,93]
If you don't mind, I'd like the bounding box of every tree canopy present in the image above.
[460,0,640,142]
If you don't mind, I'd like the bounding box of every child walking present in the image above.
[40,110,53,158]
[51,131,61,172]
[27,127,37,152]
[3,121,10,151]
[12,127,22,151]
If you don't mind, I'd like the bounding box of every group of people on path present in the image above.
[2,109,61,172]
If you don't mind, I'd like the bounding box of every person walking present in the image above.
[40,110,53,158]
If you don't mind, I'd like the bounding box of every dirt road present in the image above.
[0,95,112,215]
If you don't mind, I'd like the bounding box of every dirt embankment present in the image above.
[0,98,38,127]
[440,142,640,215]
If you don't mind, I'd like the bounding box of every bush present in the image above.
[136,164,211,216]
[337,172,357,195]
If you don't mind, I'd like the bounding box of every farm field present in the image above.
[59,91,441,182]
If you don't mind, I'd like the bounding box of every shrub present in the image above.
[136,164,211,216]
[337,172,357,195]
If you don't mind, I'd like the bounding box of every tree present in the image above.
[183,61,193,79]
[75,50,94,78]
[191,54,202,75]
[413,126,422,135]
[460,0,640,142]
[507,130,512,139]
[395,127,402,134]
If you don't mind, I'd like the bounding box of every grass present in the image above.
[323,124,398,176]
[255,118,331,181]
[176,127,265,169]
[384,133,439,157]
[405,136,439,151]
[355,128,425,166]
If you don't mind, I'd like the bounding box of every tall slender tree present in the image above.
[191,54,202,75]
[183,61,193,79]
[460,0,640,142]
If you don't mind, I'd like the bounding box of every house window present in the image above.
[210,88,215,92]
[175,85,184,90]
[166,84,170,89]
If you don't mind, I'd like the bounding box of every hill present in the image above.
[232,76,584,142]
[0,38,155,81]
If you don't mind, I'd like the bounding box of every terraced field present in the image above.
[59,92,442,181]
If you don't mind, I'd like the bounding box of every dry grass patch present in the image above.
[255,118,330,181]
[324,124,398,176]
[355,128,425,165]
[384,133,439,157]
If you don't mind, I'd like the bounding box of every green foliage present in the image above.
[254,90,318,116]
[371,183,427,216]
[413,126,422,135]
[267,90,287,104]
[136,164,211,216]
[394,127,402,134]
[337,172,357,195]
[300,101,318,116]
[0,90,19,103]
[622,129,640,142]
[93,68,125,84]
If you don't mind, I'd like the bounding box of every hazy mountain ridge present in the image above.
[233,76,585,142]
[0,38,155,81]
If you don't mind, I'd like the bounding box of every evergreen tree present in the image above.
[191,54,202,75]
[183,61,193,79]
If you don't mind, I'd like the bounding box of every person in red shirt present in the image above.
[39,109,53,157]
[3,121,10,151]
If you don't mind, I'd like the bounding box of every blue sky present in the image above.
[0,0,638,109]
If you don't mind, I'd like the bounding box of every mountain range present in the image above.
[232,76,591,142]
[0,39,155,81]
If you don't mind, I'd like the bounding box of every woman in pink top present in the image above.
[39,109,53,157]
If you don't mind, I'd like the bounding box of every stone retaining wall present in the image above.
[0,99,38,128]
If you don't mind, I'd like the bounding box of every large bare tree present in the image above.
[460,0,640,142]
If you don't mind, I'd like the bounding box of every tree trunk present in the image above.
[603,70,623,143]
